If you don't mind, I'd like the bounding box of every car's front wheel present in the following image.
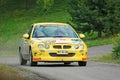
[19,49,27,65]
[29,49,37,66]
[78,61,87,66]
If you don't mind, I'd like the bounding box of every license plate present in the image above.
[57,50,68,55]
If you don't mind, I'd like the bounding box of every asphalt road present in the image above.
[0,44,120,80]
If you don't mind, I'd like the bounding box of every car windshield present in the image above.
[32,25,78,38]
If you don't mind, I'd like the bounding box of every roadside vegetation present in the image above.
[69,0,120,38]
[0,64,27,80]
[90,34,120,64]
[112,34,120,60]
[89,53,120,64]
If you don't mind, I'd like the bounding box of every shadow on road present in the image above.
[24,63,85,67]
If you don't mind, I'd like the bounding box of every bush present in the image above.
[84,30,98,40]
[112,34,120,59]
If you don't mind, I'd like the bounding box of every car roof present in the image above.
[33,22,70,26]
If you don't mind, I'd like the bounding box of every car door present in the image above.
[22,26,33,59]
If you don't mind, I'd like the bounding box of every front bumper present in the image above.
[32,49,87,62]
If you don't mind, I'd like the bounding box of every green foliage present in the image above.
[84,30,98,40]
[68,0,120,38]
[104,0,120,35]
[36,0,54,11]
[112,34,120,59]
[68,0,106,38]
[86,37,112,47]
[0,0,6,6]
[68,0,91,32]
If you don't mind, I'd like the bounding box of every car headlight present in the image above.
[80,44,84,49]
[74,45,79,49]
[45,45,50,49]
[38,44,44,49]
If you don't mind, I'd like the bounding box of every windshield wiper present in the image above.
[53,36,69,38]
[35,36,46,38]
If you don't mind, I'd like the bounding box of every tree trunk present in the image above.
[98,31,102,38]
[25,0,30,10]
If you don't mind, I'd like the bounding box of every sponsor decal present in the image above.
[71,39,83,44]
[42,40,56,44]
[55,39,67,44]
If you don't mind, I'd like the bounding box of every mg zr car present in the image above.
[19,22,88,66]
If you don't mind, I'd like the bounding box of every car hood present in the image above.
[32,38,84,45]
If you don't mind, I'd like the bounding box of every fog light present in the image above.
[74,45,79,49]
[45,45,50,49]
[34,53,37,56]
[80,44,84,49]
[38,44,44,49]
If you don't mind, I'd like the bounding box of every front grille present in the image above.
[63,45,71,49]
[49,53,75,57]
[53,45,61,49]
[53,45,71,49]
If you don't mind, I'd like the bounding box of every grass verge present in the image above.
[0,64,27,80]
[85,36,113,47]
[89,53,120,64]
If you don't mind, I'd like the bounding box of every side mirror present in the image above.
[79,34,85,39]
[23,34,29,39]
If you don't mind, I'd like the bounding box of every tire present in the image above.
[19,49,27,65]
[78,61,87,66]
[64,62,71,65]
[29,50,37,66]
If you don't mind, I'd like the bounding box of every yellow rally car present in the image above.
[19,22,87,66]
